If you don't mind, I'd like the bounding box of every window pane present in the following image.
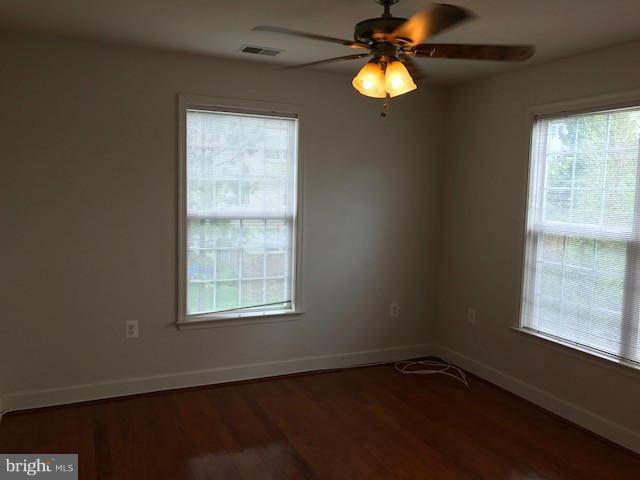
[216,281,239,310]
[215,181,240,209]
[188,282,214,315]
[571,190,602,224]
[266,278,286,303]
[216,248,239,280]
[185,109,296,315]
[539,262,562,297]
[243,248,265,278]
[574,151,604,189]
[241,280,264,306]
[547,118,577,153]
[565,237,594,268]
[543,189,571,222]
[188,250,215,281]
[546,154,574,188]
[523,106,640,364]
[243,219,266,246]
[541,233,564,263]
[266,219,289,246]
[266,250,286,277]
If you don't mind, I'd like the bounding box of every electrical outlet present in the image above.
[390,302,400,318]
[466,308,477,325]
[125,320,139,338]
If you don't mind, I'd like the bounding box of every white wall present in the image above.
[437,39,640,452]
[0,32,444,407]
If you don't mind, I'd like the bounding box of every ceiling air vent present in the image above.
[240,45,282,57]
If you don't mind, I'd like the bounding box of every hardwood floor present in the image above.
[1,364,638,479]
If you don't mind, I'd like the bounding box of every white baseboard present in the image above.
[432,344,640,454]
[2,343,432,413]
[6,343,637,454]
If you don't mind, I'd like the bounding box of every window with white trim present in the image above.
[182,107,299,321]
[521,105,640,365]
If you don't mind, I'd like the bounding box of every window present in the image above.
[179,103,299,324]
[521,104,640,365]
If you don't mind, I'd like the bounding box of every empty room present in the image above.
[1,0,640,478]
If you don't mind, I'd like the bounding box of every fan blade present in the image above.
[413,43,535,62]
[399,54,426,82]
[253,26,369,49]
[280,53,371,70]
[390,4,472,46]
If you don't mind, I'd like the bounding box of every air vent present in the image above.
[240,45,282,57]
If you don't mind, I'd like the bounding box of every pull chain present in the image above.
[381,94,390,118]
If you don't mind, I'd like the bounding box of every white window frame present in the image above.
[516,89,640,373]
[177,94,304,329]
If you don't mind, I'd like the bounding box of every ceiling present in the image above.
[1,0,639,84]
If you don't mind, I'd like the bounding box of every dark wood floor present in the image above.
[1,365,638,479]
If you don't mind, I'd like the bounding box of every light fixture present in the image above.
[352,59,417,101]
[351,61,386,98]
[384,60,417,98]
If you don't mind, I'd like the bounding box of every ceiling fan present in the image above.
[254,0,534,116]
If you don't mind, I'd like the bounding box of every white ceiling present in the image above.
[1,0,639,84]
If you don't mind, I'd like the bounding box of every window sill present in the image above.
[512,327,640,377]
[177,309,304,330]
